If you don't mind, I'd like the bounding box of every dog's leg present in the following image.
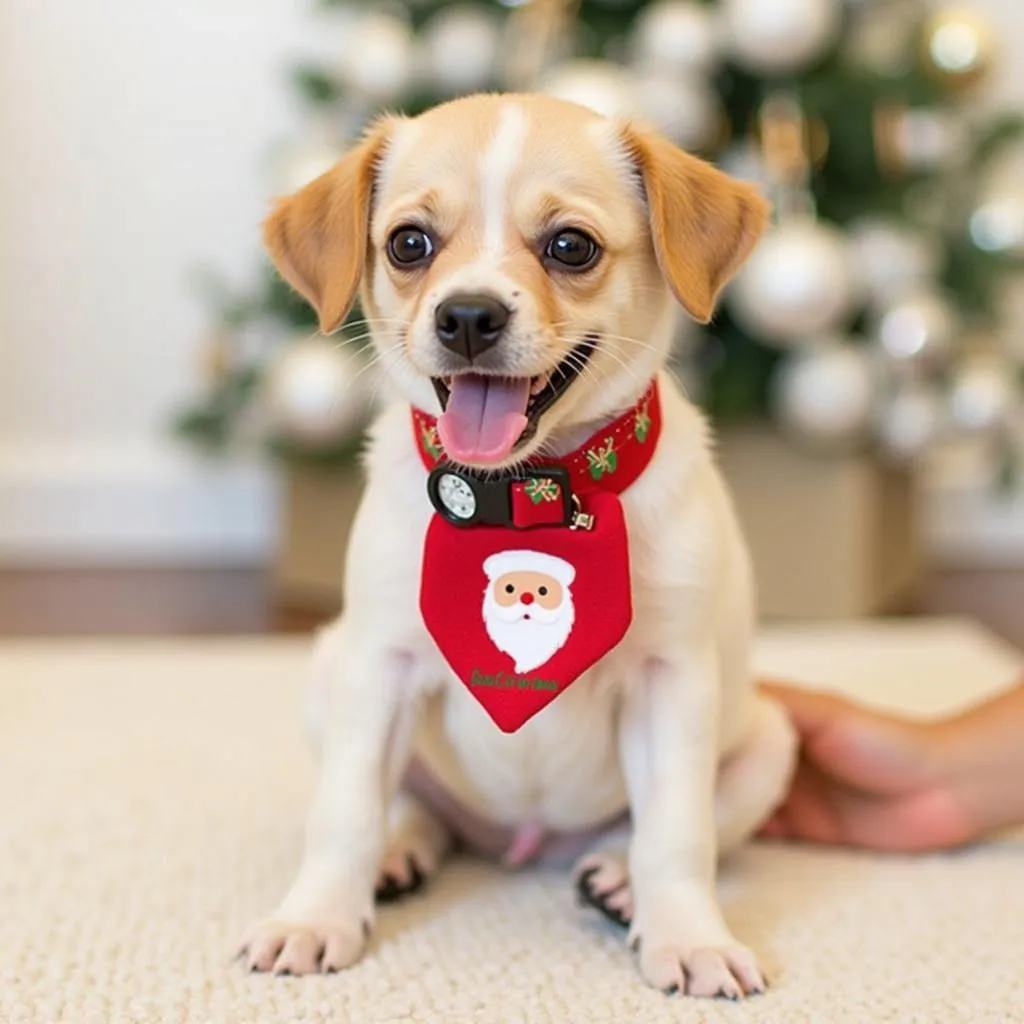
[302,617,345,759]
[619,651,766,999]
[375,790,453,903]
[243,635,419,976]
[573,695,795,934]
[717,694,797,855]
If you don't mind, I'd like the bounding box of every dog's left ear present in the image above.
[263,117,396,334]
[623,125,772,324]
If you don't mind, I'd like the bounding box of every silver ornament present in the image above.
[772,339,877,448]
[729,218,861,346]
[422,6,502,95]
[970,184,1024,258]
[877,382,945,460]
[848,217,942,310]
[265,338,368,447]
[893,108,969,173]
[874,290,958,372]
[721,0,842,74]
[717,143,773,191]
[636,73,722,152]
[631,1,719,76]
[541,60,639,119]
[339,12,413,103]
[921,8,994,91]
[948,357,1018,435]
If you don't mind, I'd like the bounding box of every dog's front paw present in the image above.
[632,938,765,999]
[241,918,370,976]
[628,895,765,999]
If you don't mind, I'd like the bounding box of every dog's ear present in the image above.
[622,125,772,324]
[263,118,395,334]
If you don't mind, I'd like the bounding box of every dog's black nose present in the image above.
[435,294,511,362]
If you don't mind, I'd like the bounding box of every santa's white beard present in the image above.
[482,591,576,674]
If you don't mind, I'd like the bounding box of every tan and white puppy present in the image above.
[244,94,797,998]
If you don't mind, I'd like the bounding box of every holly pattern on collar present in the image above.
[523,477,562,505]
[420,422,443,461]
[411,380,662,498]
[635,394,653,443]
[586,437,618,480]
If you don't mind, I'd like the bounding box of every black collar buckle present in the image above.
[427,464,575,530]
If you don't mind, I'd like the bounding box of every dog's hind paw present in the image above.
[375,850,430,904]
[374,798,451,905]
[573,852,634,928]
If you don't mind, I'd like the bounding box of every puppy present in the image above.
[243,94,797,998]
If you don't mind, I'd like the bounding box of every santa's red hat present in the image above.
[482,550,576,588]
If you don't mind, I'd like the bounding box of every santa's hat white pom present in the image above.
[483,550,576,588]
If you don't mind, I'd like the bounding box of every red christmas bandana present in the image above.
[415,382,661,734]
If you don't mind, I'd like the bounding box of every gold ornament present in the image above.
[265,338,368,447]
[755,94,829,185]
[920,8,994,91]
[200,330,235,387]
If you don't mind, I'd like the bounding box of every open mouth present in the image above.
[431,336,597,466]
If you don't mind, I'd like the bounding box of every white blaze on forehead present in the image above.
[480,104,529,257]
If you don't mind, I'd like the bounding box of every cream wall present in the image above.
[0,0,1020,562]
[0,0,319,560]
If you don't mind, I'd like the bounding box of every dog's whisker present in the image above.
[364,343,415,402]
[329,332,380,348]
[596,333,665,356]
[333,316,413,328]
[578,342,644,392]
[547,323,670,360]
[324,318,413,342]
[347,341,406,391]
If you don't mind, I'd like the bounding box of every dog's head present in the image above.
[264,94,769,468]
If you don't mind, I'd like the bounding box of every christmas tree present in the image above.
[176,0,1024,479]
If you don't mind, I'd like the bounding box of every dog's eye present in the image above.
[387,227,434,268]
[545,229,600,271]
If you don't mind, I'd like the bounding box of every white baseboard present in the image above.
[0,439,278,564]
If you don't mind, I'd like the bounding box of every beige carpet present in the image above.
[2,621,1022,1024]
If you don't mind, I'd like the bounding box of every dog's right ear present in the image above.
[263,118,395,335]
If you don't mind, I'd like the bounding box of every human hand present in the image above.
[760,683,979,853]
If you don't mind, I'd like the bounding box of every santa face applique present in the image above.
[482,551,577,674]
[420,487,634,733]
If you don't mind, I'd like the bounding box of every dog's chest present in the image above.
[414,662,629,833]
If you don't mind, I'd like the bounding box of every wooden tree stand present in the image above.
[717,428,923,620]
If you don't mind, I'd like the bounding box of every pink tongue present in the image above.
[438,375,530,464]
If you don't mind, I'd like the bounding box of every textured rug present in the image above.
[1,621,1022,1024]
